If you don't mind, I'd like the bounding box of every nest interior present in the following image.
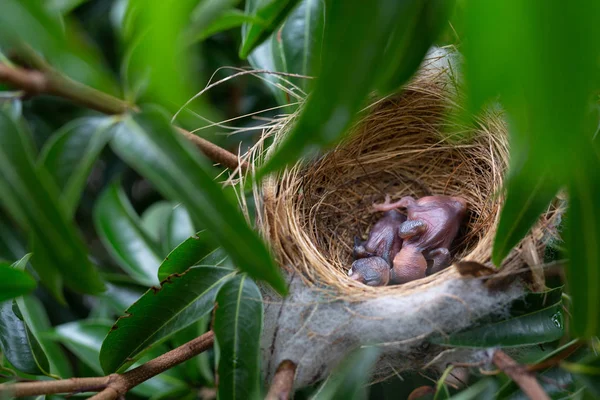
[256,61,556,299]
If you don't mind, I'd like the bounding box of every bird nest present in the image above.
[245,51,560,300]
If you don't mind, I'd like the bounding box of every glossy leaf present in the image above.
[0,300,50,375]
[449,379,498,400]
[157,230,224,280]
[109,107,286,294]
[376,0,455,94]
[94,181,162,287]
[312,346,381,400]
[53,320,185,397]
[0,111,104,297]
[40,117,114,216]
[240,0,301,59]
[140,201,173,247]
[16,295,72,378]
[0,262,36,302]
[431,289,564,348]
[166,204,195,253]
[100,266,235,373]
[189,10,260,43]
[258,0,418,176]
[0,1,118,94]
[214,275,263,400]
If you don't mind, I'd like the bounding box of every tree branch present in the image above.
[0,330,214,399]
[0,63,246,172]
[266,360,297,400]
[492,350,550,400]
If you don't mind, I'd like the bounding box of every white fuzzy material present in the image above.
[260,272,524,388]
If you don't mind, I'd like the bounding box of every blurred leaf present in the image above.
[109,106,287,294]
[100,266,235,373]
[53,320,185,397]
[565,153,600,338]
[165,204,195,253]
[140,201,173,245]
[312,346,381,400]
[121,0,200,111]
[94,181,162,287]
[40,117,114,217]
[259,0,427,176]
[0,1,118,94]
[449,379,498,400]
[16,295,72,378]
[0,213,26,261]
[157,230,224,281]
[0,261,36,302]
[492,168,560,266]
[465,1,600,338]
[563,354,600,397]
[214,275,263,400]
[431,289,564,348]
[101,282,146,314]
[0,110,104,297]
[240,0,301,59]
[376,0,455,94]
[0,300,50,375]
[247,39,288,106]
[46,0,89,15]
[189,10,260,43]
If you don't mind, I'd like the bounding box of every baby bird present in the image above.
[348,256,391,286]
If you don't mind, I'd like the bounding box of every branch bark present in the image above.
[0,331,214,399]
[492,350,550,400]
[0,63,246,172]
[266,360,297,400]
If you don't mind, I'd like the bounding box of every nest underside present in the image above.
[246,57,561,300]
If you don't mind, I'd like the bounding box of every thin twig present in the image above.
[0,331,214,399]
[492,350,550,400]
[0,63,245,171]
[266,360,297,400]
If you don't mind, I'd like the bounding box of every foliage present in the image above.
[0,0,598,398]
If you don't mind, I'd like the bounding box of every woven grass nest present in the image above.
[240,49,561,387]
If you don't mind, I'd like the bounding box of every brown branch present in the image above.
[266,360,297,400]
[0,331,214,399]
[0,63,245,171]
[492,350,550,400]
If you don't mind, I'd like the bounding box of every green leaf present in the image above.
[100,266,235,373]
[16,295,72,378]
[0,300,50,375]
[188,9,259,43]
[240,0,301,59]
[0,1,118,94]
[109,106,286,294]
[449,379,498,400]
[564,152,600,338]
[140,201,173,247]
[258,0,417,176]
[563,354,600,397]
[0,110,105,297]
[214,275,263,400]
[165,204,195,253]
[53,320,186,397]
[430,289,564,348]
[94,181,162,287]
[0,262,36,302]
[157,230,225,281]
[40,117,114,217]
[376,0,455,94]
[312,346,381,400]
[121,0,201,111]
[46,0,90,15]
[492,167,560,266]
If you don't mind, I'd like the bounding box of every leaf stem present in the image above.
[0,62,246,172]
[266,360,297,400]
[492,350,549,400]
[0,331,215,399]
